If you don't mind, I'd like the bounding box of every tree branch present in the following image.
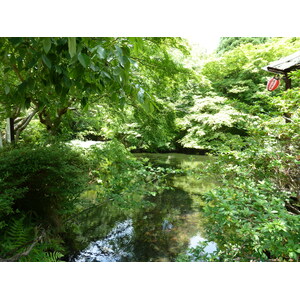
[285,202,300,215]
[12,64,24,82]
[14,108,39,142]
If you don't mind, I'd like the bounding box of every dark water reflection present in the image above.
[71,153,216,262]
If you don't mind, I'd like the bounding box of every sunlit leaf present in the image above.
[97,46,106,59]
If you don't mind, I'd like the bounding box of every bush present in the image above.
[0,144,91,228]
[201,178,300,261]
[193,101,300,261]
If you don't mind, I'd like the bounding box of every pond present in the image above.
[70,153,217,262]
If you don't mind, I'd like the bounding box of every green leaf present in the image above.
[43,38,52,54]
[68,37,77,58]
[115,45,123,57]
[119,97,125,109]
[78,52,90,68]
[81,97,88,107]
[113,67,122,76]
[289,252,297,260]
[128,58,138,68]
[101,71,111,79]
[8,37,23,45]
[41,55,52,69]
[119,55,130,70]
[5,85,10,95]
[97,46,106,59]
[137,88,145,103]
[25,97,31,109]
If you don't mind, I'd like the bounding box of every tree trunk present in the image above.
[38,106,69,135]
[14,108,39,142]
[6,118,15,143]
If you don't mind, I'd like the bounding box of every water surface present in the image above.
[72,153,216,262]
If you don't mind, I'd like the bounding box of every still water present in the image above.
[71,153,217,262]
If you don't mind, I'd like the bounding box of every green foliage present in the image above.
[201,179,300,261]
[0,216,64,262]
[216,37,270,54]
[62,142,180,255]
[202,37,300,114]
[81,140,176,208]
[190,84,300,261]
[0,37,191,140]
[116,99,177,151]
[176,240,218,262]
[176,95,252,152]
[0,144,91,227]
[0,144,91,261]
[0,140,175,260]
[2,37,300,262]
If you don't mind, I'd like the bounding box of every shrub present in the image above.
[0,144,91,228]
[201,178,300,261]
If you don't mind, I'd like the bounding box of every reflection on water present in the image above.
[72,153,217,262]
[189,235,217,253]
[75,220,134,262]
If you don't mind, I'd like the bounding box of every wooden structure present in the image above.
[263,50,300,122]
[262,50,300,90]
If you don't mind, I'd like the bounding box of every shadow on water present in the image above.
[70,153,217,262]
[129,187,194,262]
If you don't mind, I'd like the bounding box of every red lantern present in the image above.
[267,77,280,91]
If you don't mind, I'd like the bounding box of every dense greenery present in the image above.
[1,37,299,261]
[177,38,300,262]
[0,141,173,261]
[216,37,270,54]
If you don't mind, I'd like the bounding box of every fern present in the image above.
[0,216,33,258]
[44,251,64,262]
[1,216,64,262]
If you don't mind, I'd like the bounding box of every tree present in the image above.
[202,37,300,114]
[176,95,253,152]
[0,37,191,142]
[216,37,270,54]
